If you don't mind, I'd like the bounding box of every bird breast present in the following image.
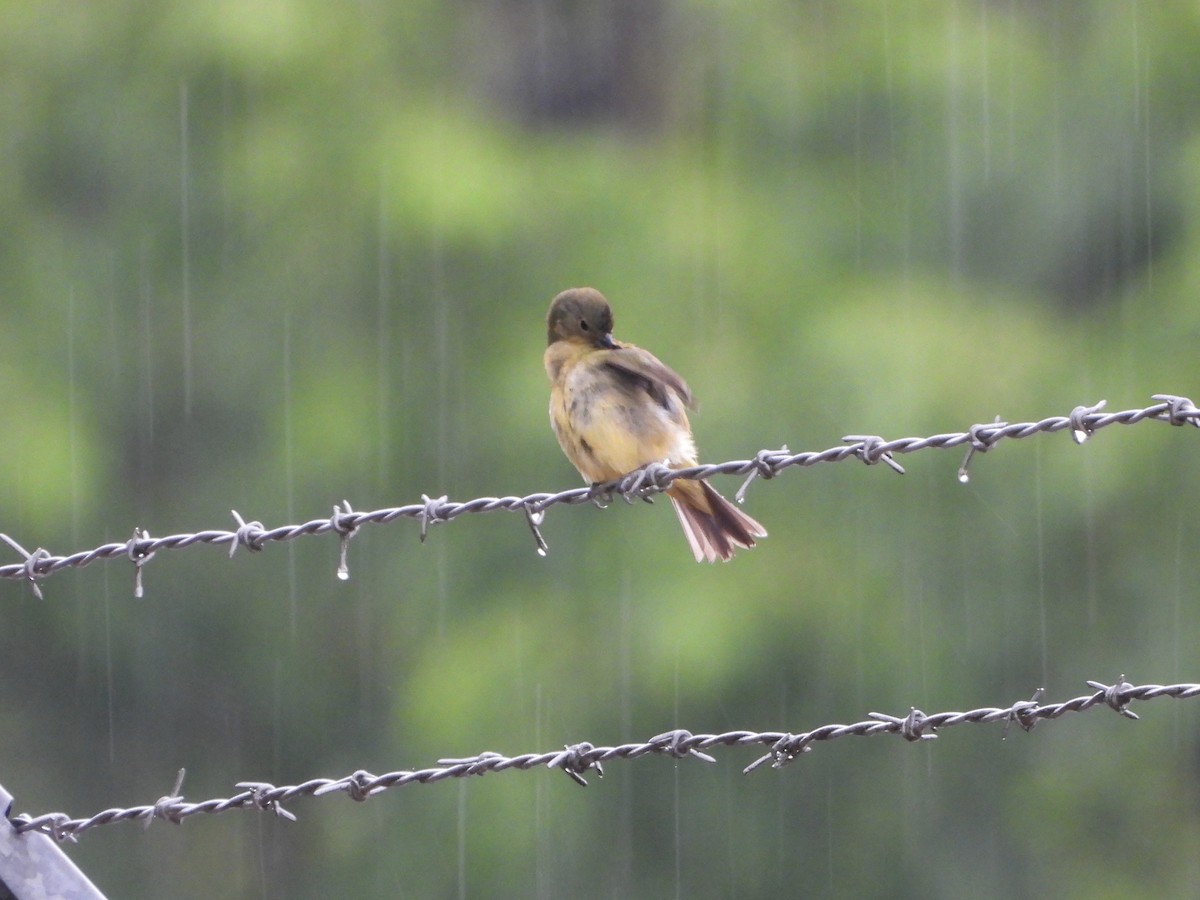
[553,355,697,481]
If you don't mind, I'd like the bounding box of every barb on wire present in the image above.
[0,533,49,600]
[127,528,154,598]
[330,500,358,581]
[10,678,1199,842]
[1,394,1197,596]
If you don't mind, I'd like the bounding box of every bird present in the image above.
[543,287,766,562]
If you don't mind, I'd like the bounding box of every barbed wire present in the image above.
[8,676,1196,842]
[1,394,1197,599]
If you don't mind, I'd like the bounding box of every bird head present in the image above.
[546,287,617,349]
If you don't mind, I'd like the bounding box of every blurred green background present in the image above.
[2,1,1199,896]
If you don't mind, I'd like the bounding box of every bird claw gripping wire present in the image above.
[1087,675,1140,720]
[619,461,675,503]
[550,743,604,786]
[330,500,360,580]
[587,482,614,509]
[1068,400,1107,444]
[1002,687,1045,738]
[843,435,906,474]
[736,446,789,504]
[1152,393,1200,427]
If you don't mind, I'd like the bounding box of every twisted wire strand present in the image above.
[1,394,1197,597]
[9,678,1198,841]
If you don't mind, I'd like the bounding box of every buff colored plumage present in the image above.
[544,287,766,562]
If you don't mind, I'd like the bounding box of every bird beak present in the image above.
[599,333,617,349]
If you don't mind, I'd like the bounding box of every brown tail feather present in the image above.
[668,480,767,563]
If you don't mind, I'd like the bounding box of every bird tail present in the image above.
[668,480,767,563]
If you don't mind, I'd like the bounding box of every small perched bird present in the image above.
[544,287,766,562]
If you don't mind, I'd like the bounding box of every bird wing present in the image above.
[602,346,695,410]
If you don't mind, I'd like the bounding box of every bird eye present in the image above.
[579,319,590,331]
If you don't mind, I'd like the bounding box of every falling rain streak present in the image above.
[179,82,193,416]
